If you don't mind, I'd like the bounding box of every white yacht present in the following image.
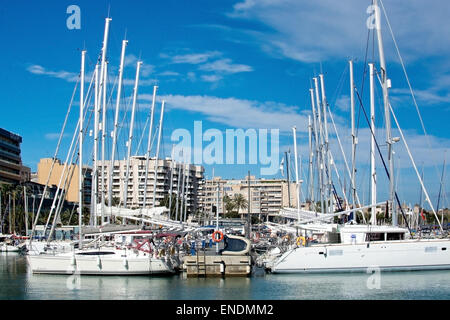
[27,241,176,275]
[268,224,450,273]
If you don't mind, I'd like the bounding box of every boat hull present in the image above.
[270,239,450,274]
[27,254,174,275]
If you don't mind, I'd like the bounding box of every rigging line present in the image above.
[355,87,412,234]
[379,0,443,185]
[389,102,444,233]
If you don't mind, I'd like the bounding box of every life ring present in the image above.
[212,230,224,243]
[296,236,306,246]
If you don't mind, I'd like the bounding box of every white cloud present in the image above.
[27,65,79,82]
[201,74,223,82]
[199,58,253,74]
[167,51,221,64]
[228,0,450,63]
[139,93,307,133]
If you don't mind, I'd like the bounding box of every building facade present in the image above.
[36,158,92,205]
[0,128,28,184]
[199,176,298,220]
[98,156,204,214]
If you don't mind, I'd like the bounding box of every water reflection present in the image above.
[1,254,449,300]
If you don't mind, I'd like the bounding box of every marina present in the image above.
[1,252,450,300]
[0,0,450,302]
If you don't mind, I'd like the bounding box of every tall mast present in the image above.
[79,50,86,249]
[143,85,158,208]
[23,187,28,236]
[349,59,357,215]
[100,61,108,225]
[374,0,395,225]
[179,161,186,222]
[309,89,320,212]
[124,61,142,210]
[308,115,314,209]
[109,39,128,215]
[175,161,182,222]
[96,17,111,225]
[292,126,301,222]
[92,64,100,226]
[313,78,326,213]
[319,74,333,213]
[152,100,165,208]
[168,146,175,219]
[285,151,291,207]
[369,63,377,225]
[183,162,190,222]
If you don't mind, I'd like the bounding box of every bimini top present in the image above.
[219,234,251,256]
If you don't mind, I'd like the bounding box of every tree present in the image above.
[233,194,248,219]
[223,195,237,218]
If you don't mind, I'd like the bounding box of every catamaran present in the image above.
[267,0,450,273]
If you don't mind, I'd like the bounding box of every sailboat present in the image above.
[267,0,450,273]
[27,17,176,275]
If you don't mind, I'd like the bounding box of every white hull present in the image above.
[270,239,450,273]
[0,244,22,252]
[27,251,175,275]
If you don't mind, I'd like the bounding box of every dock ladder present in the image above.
[196,249,207,277]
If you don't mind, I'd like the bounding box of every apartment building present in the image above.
[0,128,30,184]
[36,158,92,205]
[199,176,298,219]
[97,156,204,214]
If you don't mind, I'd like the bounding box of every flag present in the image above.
[420,208,426,221]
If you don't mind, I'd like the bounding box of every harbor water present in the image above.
[1,252,450,300]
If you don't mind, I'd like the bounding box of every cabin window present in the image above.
[386,232,404,241]
[425,247,437,253]
[365,233,384,242]
[77,251,115,256]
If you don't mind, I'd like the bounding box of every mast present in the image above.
[92,64,100,226]
[79,50,86,250]
[310,89,321,212]
[100,61,108,225]
[313,78,326,213]
[175,161,182,222]
[183,162,190,222]
[308,115,314,209]
[123,61,142,210]
[23,187,28,236]
[369,63,377,225]
[319,74,333,213]
[374,0,395,225]
[143,86,158,208]
[109,39,128,217]
[285,151,291,207]
[168,146,175,219]
[292,126,301,222]
[152,100,165,208]
[179,161,186,222]
[349,59,357,214]
[96,16,111,225]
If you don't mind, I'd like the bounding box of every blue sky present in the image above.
[0,0,449,208]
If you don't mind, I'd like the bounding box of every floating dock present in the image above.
[182,234,252,277]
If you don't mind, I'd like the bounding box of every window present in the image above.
[386,233,404,241]
[365,233,384,242]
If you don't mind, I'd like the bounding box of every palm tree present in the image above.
[232,194,248,219]
[223,195,237,218]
